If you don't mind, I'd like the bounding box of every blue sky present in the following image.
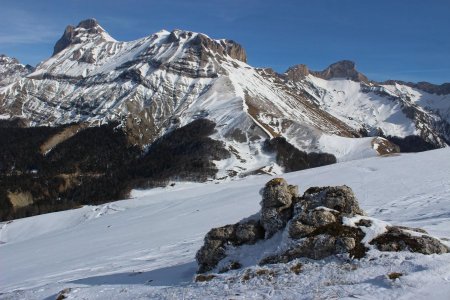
[0,0,449,83]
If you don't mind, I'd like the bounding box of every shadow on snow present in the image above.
[69,261,197,287]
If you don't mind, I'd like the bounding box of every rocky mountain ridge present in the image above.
[0,19,448,158]
[0,54,34,88]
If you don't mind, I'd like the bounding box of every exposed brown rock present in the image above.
[312,60,369,83]
[371,137,400,156]
[285,64,310,81]
[53,18,104,56]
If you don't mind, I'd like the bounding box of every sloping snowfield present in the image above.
[1,149,450,299]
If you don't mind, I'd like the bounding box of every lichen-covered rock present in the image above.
[268,222,367,265]
[196,239,226,273]
[288,208,338,238]
[288,221,315,239]
[260,178,298,238]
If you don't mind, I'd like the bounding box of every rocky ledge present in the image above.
[196,178,448,273]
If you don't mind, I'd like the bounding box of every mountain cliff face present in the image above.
[0,18,449,172]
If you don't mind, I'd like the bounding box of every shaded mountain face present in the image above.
[0,55,34,87]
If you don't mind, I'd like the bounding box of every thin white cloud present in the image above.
[0,8,60,45]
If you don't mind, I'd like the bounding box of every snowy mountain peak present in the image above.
[77,18,100,30]
[0,54,19,65]
[53,18,115,55]
[166,29,247,63]
[0,54,34,87]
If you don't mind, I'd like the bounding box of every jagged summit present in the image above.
[53,18,114,55]
[164,29,247,63]
[0,54,34,87]
[77,18,100,30]
[382,79,450,95]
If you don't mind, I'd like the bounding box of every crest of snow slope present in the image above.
[1,148,449,299]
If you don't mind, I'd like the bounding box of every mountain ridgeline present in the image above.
[0,18,449,219]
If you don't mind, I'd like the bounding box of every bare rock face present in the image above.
[196,179,449,273]
[188,33,247,63]
[53,18,105,56]
[313,60,369,83]
[285,64,310,81]
[371,137,400,156]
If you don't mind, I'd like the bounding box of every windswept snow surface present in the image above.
[1,149,450,299]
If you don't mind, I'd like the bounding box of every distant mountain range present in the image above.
[0,19,449,219]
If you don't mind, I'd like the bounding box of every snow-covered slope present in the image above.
[0,54,34,88]
[1,148,449,299]
[290,74,449,147]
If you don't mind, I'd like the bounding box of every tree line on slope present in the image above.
[0,119,230,220]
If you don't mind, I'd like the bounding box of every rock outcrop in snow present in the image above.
[196,178,449,273]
